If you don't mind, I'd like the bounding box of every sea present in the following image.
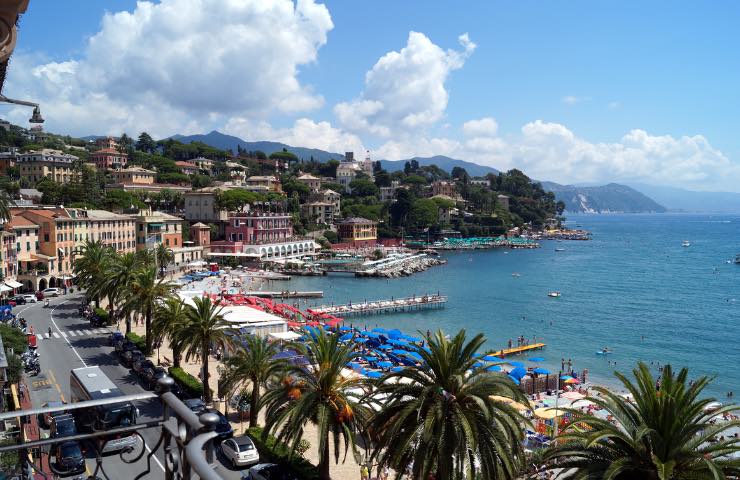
[279,214,740,399]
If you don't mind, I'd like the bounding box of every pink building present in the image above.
[90,148,128,169]
[225,212,293,244]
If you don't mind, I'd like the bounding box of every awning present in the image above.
[187,260,207,267]
[0,285,12,293]
[268,331,302,341]
[4,280,23,289]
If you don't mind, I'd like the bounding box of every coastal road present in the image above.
[21,294,246,479]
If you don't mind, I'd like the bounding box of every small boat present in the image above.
[735,254,740,264]
[555,248,565,252]
[595,350,613,356]
[547,291,561,298]
[682,240,691,247]
[511,272,521,277]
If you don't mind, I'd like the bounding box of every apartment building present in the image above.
[17,149,79,184]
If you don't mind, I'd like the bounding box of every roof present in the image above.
[84,209,132,220]
[321,189,340,196]
[175,161,198,168]
[191,222,209,228]
[4,216,39,229]
[116,167,155,174]
[91,148,125,155]
[339,217,376,225]
[19,188,42,198]
[247,176,278,181]
[14,208,70,220]
[297,174,320,180]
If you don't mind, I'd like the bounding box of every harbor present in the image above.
[310,294,448,317]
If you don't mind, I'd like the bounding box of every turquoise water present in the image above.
[280,214,740,398]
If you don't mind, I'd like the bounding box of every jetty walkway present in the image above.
[241,290,323,299]
[311,294,447,317]
[494,343,546,357]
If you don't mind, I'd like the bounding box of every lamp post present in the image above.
[0,95,44,124]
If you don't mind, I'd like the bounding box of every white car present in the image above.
[220,436,259,468]
[42,288,61,297]
[21,294,37,303]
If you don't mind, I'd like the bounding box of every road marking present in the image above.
[36,334,43,341]
[67,331,76,337]
[52,332,60,339]
[50,300,87,368]
[83,329,92,335]
[60,331,68,338]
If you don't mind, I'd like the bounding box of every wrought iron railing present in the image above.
[0,377,224,480]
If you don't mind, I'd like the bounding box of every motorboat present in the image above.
[682,240,691,247]
[511,272,521,277]
[735,254,740,264]
[555,248,565,252]
[547,291,561,298]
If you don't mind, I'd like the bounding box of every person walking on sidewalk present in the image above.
[48,326,52,338]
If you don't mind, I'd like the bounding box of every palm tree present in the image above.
[123,264,177,354]
[0,190,13,222]
[97,252,139,331]
[152,296,189,368]
[367,330,528,480]
[261,328,370,480]
[155,243,175,278]
[545,362,740,479]
[73,240,112,308]
[176,296,234,402]
[218,335,288,428]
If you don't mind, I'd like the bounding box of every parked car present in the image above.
[183,398,206,414]
[40,401,66,429]
[42,288,61,297]
[203,408,233,441]
[115,338,135,354]
[132,357,155,376]
[247,463,299,480]
[122,349,144,368]
[108,331,124,347]
[53,441,85,475]
[220,435,259,468]
[50,414,77,438]
[22,294,37,303]
[10,296,26,305]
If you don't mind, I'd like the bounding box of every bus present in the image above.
[70,366,139,453]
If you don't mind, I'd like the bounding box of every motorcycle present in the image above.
[43,299,50,308]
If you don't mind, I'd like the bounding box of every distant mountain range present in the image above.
[170,131,345,163]
[380,156,498,177]
[626,183,740,213]
[541,182,667,213]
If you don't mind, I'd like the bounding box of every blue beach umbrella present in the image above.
[473,361,486,369]
[508,361,525,367]
[372,327,388,333]
[509,366,528,380]
[366,371,383,379]
[392,366,404,373]
[486,365,502,372]
[391,349,408,356]
[528,357,546,362]
[482,355,500,362]
[533,368,550,375]
[377,361,394,369]
[339,326,353,331]
[508,375,520,385]
[402,335,422,343]
[405,351,423,362]
[338,333,354,342]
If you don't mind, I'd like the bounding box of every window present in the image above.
[26,242,30,251]
[165,239,170,246]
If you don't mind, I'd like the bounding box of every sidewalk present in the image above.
[17,380,52,478]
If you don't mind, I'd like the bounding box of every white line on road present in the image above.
[36,334,43,341]
[67,331,77,337]
[52,332,60,338]
[50,300,87,367]
[83,329,92,335]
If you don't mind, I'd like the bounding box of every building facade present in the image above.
[337,217,378,247]
[225,212,293,244]
[111,167,155,185]
[132,209,183,250]
[90,148,127,170]
[297,173,321,192]
[301,202,336,225]
[184,189,229,223]
[17,149,79,184]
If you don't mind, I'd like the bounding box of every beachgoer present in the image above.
[561,358,565,371]
[48,326,52,338]
[381,465,390,480]
[360,464,369,480]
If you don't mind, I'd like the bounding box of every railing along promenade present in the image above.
[0,376,223,480]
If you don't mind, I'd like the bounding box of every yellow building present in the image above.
[111,167,156,185]
[17,149,79,184]
[337,217,377,246]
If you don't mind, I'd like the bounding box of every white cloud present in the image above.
[462,117,498,138]
[607,101,621,109]
[224,117,365,156]
[562,95,591,105]
[334,31,475,137]
[5,0,333,137]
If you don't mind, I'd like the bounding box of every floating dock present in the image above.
[311,294,447,317]
[241,291,323,299]
[492,343,546,357]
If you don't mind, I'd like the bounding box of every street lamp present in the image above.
[0,94,44,123]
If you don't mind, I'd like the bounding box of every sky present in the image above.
[6,0,740,191]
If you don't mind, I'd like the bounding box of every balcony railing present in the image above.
[0,377,223,480]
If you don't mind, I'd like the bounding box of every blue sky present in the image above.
[9,0,740,190]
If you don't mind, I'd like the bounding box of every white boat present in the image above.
[548,291,561,298]
[555,248,565,252]
[735,254,740,264]
[682,240,691,247]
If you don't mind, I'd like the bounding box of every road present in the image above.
[21,293,246,479]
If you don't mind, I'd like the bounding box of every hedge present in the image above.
[94,307,110,325]
[246,426,319,480]
[125,332,147,352]
[168,367,204,398]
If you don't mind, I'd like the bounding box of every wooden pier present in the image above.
[312,294,447,317]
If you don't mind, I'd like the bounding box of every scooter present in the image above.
[43,299,50,308]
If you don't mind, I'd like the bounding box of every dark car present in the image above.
[121,349,144,368]
[203,408,233,441]
[50,414,77,438]
[183,398,206,414]
[133,357,155,376]
[10,296,26,305]
[39,401,66,429]
[54,441,85,475]
[141,366,170,391]
[247,463,299,480]
[115,338,136,354]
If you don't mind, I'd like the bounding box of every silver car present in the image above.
[220,436,259,468]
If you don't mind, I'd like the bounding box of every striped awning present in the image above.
[4,280,23,289]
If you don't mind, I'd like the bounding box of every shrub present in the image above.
[125,332,146,352]
[94,307,110,325]
[168,367,204,398]
[246,426,319,480]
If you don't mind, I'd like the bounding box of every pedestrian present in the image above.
[48,326,52,338]
[360,464,369,480]
[381,465,390,480]
[561,357,565,371]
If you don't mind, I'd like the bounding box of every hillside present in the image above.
[628,183,740,213]
[170,131,345,163]
[380,156,498,177]
[542,182,666,213]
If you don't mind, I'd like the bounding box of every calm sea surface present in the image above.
[281,214,740,398]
